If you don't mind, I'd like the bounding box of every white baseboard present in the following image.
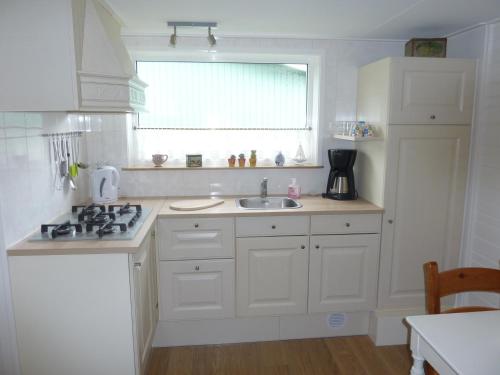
[368,307,425,346]
[153,311,370,347]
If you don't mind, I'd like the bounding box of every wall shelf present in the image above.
[333,135,383,142]
[122,164,323,171]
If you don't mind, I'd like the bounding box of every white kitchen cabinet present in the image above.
[308,234,380,313]
[357,57,474,126]
[159,259,235,320]
[132,229,158,374]
[356,57,474,311]
[378,125,469,308]
[310,214,381,235]
[0,0,145,112]
[9,227,158,375]
[236,216,309,237]
[236,236,309,316]
[158,217,234,260]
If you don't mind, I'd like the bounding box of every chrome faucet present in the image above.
[260,177,268,199]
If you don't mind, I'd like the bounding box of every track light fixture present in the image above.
[167,21,217,47]
[208,26,216,46]
[169,25,177,46]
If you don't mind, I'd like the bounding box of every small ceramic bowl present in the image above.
[152,154,168,167]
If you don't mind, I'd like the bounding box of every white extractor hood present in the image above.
[0,0,146,112]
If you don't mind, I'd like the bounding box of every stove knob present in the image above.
[195,265,200,271]
[194,223,199,228]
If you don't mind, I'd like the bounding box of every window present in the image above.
[132,58,319,166]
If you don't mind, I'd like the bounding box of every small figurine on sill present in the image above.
[249,150,257,167]
[228,154,236,167]
[275,151,285,167]
[238,153,246,167]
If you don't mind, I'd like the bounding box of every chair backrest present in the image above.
[423,261,500,314]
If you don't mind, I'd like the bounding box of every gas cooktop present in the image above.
[30,203,151,241]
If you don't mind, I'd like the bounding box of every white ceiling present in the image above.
[104,0,500,40]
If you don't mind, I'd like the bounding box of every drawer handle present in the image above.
[194,223,199,228]
[315,245,320,249]
[301,245,305,249]
[345,223,351,227]
[271,225,276,229]
[430,115,436,119]
[195,266,200,271]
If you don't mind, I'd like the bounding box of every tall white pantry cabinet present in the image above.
[355,57,475,345]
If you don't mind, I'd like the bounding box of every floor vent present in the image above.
[327,313,346,329]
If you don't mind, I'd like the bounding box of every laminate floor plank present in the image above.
[324,336,369,375]
[146,335,412,375]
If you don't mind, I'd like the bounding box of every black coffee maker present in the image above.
[323,149,357,200]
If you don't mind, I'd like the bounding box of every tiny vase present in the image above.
[228,158,236,167]
[249,157,257,167]
[238,158,246,167]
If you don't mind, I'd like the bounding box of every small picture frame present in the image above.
[186,154,202,168]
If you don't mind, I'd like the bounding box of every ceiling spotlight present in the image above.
[167,21,217,47]
[170,25,177,46]
[208,26,216,47]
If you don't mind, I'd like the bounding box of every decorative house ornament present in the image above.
[275,151,285,167]
[405,38,447,58]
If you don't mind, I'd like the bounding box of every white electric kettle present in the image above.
[91,166,120,204]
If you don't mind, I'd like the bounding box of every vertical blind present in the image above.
[137,62,308,129]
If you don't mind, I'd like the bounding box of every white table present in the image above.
[406,311,500,375]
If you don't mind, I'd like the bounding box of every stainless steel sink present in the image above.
[236,197,302,210]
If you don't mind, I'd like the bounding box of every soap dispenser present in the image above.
[288,178,301,199]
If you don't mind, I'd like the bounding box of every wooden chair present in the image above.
[423,261,500,375]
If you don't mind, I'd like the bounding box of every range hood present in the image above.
[76,0,147,112]
[0,0,146,113]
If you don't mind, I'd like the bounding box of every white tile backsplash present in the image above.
[0,112,89,247]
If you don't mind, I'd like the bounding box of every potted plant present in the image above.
[238,153,246,167]
[249,150,257,167]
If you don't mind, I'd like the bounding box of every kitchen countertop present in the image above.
[8,196,382,256]
[159,196,383,218]
[7,198,165,256]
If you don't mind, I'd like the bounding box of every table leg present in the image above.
[410,353,425,375]
[410,329,425,375]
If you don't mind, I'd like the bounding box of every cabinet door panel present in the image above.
[237,236,309,316]
[389,58,475,124]
[309,234,380,313]
[378,125,469,308]
[132,231,154,373]
[158,218,234,260]
[159,259,235,320]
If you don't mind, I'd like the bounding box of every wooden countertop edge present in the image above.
[7,197,383,256]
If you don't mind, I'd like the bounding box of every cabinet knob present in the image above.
[345,223,351,227]
[315,245,320,249]
[301,245,305,249]
[271,225,276,229]
[388,219,394,224]
[430,115,436,119]
[195,265,200,271]
[194,223,199,228]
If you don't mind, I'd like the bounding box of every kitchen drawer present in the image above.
[311,214,381,235]
[236,216,310,237]
[158,218,235,260]
[159,259,235,320]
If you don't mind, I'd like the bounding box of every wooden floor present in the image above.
[146,336,412,375]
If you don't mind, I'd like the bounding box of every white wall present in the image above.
[0,112,90,375]
[458,22,500,308]
[85,36,404,197]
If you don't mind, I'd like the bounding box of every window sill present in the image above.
[122,164,323,171]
